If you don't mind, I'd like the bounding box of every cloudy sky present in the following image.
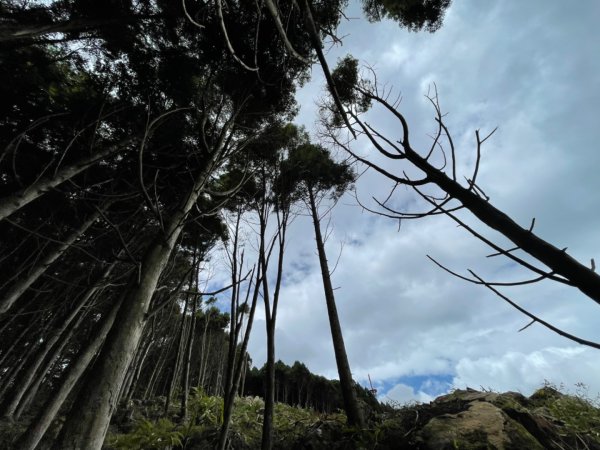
[213,1,600,405]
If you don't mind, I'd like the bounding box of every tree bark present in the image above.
[53,159,218,449]
[0,140,128,221]
[308,188,364,428]
[16,293,125,450]
[218,265,261,450]
[402,145,600,304]
[0,207,104,316]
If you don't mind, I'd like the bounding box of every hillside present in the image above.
[101,385,600,449]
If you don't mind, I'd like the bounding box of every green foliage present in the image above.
[362,0,452,32]
[326,55,372,127]
[538,383,600,439]
[279,143,355,202]
[331,55,371,111]
[188,387,224,427]
[109,418,183,450]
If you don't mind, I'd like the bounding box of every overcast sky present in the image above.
[213,0,600,405]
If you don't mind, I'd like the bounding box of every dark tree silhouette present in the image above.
[322,67,600,350]
[362,0,452,32]
[278,143,363,426]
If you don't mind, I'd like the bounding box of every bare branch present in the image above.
[470,270,600,351]
[216,0,259,72]
[264,0,310,64]
[182,0,205,29]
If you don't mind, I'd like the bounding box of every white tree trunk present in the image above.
[0,141,126,221]
[0,208,103,316]
[54,145,225,449]
[16,293,125,450]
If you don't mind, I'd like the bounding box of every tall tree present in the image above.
[279,142,363,426]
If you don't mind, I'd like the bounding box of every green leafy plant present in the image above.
[109,418,183,450]
[187,387,223,427]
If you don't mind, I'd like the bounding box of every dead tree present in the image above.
[326,76,600,349]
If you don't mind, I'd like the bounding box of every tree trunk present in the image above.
[180,296,197,420]
[0,140,128,221]
[198,312,213,389]
[0,318,51,401]
[180,247,199,420]
[54,162,217,449]
[308,188,364,428]
[1,260,115,418]
[260,205,288,450]
[16,293,124,450]
[0,207,104,316]
[123,332,153,403]
[13,306,89,420]
[218,265,261,450]
[0,17,125,43]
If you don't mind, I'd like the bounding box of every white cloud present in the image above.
[228,0,600,404]
[453,347,600,398]
[381,383,434,405]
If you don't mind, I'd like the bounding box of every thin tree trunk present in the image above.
[180,296,197,420]
[16,293,125,450]
[124,332,153,403]
[164,292,191,417]
[198,313,213,389]
[218,265,261,450]
[144,300,177,399]
[0,318,51,401]
[0,139,128,221]
[260,205,288,450]
[308,188,364,428]
[1,261,115,418]
[54,158,219,449]
[180,248,199,420]
[0,207,103,315]
[13,305,89,419]
[218,211,243,450]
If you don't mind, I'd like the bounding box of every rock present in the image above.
[434,389,499,404]
[419,400,543,450]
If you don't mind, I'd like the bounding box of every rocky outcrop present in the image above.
[403,387,600,450]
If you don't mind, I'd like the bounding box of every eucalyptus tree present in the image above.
[278,142,363,426]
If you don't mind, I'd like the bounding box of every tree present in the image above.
[0,1,458,447]
[322,68,600,350]
[243,124,301,450]
[362,0,452,32]
[279,142,364,426]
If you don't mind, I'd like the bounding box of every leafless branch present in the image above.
[470,270,600,350]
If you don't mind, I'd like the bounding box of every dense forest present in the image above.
[1,0,599,449]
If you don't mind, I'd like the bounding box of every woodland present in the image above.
[0,0,599,449]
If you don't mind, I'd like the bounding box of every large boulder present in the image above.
[419,397,542,449]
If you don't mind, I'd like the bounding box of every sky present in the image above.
[212,0,600,405]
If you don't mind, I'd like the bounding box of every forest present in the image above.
[1,0,599,449]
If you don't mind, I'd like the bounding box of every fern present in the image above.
[109,418,183,450]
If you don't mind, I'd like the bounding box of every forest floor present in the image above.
[2,384,599,449]
[101,384,600,449]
